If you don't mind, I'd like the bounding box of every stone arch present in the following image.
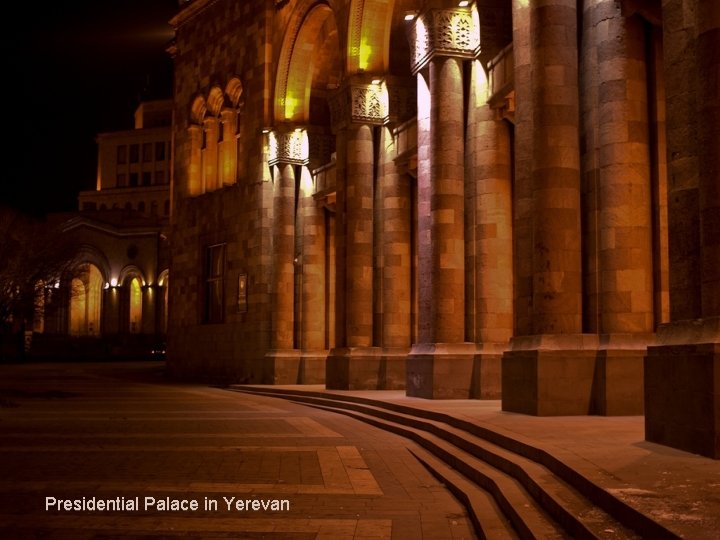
[226,78,244,107]
[274,2,342,123]
[347,0,394,75]
[207,86,225,117]
[119,265,146,288]
[190,95,207,124]
[74,244,111,284]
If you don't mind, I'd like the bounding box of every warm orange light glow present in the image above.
[129,277,142,333]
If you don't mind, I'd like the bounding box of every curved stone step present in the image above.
[229,386,679,539]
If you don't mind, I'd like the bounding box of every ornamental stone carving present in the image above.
[408,6,481,74]
[330,75,417,129]
[269,128,309,166]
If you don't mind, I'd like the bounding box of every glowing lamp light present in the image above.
[110,278,118,287]
[458,0,470,6]
[371,78,382,85]
[404,12,416,21]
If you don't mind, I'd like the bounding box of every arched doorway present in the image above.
[69,263,103,336]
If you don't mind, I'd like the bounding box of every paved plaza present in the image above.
[0,362,473,539]
[2,361,720,539]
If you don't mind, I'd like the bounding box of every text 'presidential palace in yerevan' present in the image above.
[164,0,718,458]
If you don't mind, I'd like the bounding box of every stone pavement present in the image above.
[2,362,719,539]
[0,362,473,539]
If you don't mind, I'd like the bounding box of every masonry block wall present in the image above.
[165,0,718,456]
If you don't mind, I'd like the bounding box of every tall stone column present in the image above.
[576,0,656,415]
[466,59,513,399]
[263,128,303,384]
[326,77,386,389]
[502,0,598,415]
[187,125,203,196]
[405,5,482,398]
[219,108,237,186]
[203,117,219,192]
[379,125,412,389]
[645,0,719,459]
[299,164,327,383]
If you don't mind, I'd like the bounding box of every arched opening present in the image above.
[129,277,142,334]
[69,264,103,336]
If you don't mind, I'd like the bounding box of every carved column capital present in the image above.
[406,5,481,74]
[268,125,309,166]
[329,75,389,130]
[329,74,418,130]
[268,125,335,169]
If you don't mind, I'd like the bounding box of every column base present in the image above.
[406,343,501,399]
[502,334,652,416]
[594,333,652,415]
[645,318,720,459]
[326,347,402,390]
[503,334,597,416]
[263,349,326,385]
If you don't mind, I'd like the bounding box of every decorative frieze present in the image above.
[408,6,481,74]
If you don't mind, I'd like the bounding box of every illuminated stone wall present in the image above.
[165,0,718,457]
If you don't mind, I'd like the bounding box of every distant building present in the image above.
[33,101,172,355]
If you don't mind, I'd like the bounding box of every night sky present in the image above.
[5,0,178,216]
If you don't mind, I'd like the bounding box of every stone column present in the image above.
[299,164,327,383]
[577,0,657,415]
[187,125,203,196]
[263,128,304,384]
[466,59,513,399]
[203,117,219,192]
[697,2,720,318]
[502,0,598,415]
[405,5,482,398]
[219,108,237,186]
[645,0,719,459]
[379,125,412,389]
[270,163,295,350]
[326,77,386,389]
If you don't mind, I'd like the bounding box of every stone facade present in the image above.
[167,0,719,457]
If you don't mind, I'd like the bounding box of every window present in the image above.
[143,143,153,162]
[117,173,127,187]
[129,144,139,163]
[155,141,166,161]
[117,145,127,164]
[204,244,225,323]
[155,170,166,185]
[129,173,138,187]
[138,201,146,213]
[142,172,152,186]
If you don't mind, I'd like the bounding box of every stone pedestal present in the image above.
[503,334,650,416]
[406,343,500,399]
[594,334,651,415]
[326,347,390,390]
[645,318,720,459]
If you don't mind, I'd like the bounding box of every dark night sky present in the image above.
[4,0,178,216]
